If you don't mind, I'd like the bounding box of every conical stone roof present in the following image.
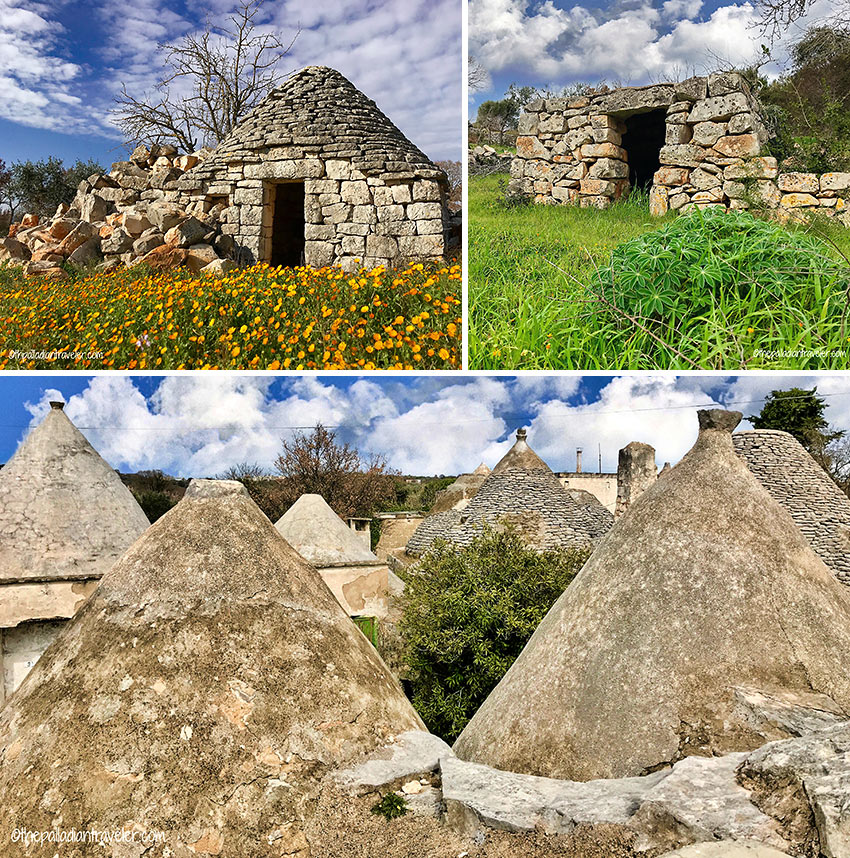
[492,428,551,473]
[734,429,850,585]
[181,65,445,188]
[454,410,850,782]
[0,401,149,583]
[275,493,380,567]
[0,479,424,853]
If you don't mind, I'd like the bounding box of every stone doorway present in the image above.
[621,109,667,193]
[269,181,305,267]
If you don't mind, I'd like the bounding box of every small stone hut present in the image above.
[454,410,850,782]
[178,66,452,270]
[406,429,613,556]
[0,480,424,854]
[0,401,149,704]
[734,429,850,586]
[275,493,390,618]
[510,71,850,220]
[430,462,491,513]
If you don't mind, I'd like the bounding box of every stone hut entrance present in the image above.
[268,181,305,267]
[621,109,667,192]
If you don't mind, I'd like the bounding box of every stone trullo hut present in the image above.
[733,429,850,586]
[275,493,390,619]
[429,462,491,514]
[509,71,850,221]
[0,480,424,855]
[453,410,850,782]
[0,401,149,705]
[177,66,452,270]
[406,429,613,557]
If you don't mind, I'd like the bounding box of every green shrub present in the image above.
[399,528,589,742]
[370,793,409,821]
[133,489,177,523]
[587,207,850,367]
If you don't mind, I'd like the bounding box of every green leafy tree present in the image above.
[399,528,589,741]
[8,157,104,219]
[748,387,844,469]
[476,99,519,144]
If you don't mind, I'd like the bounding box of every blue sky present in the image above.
[0,0,462,171]
[2,373,848,477]
[469,0,836,117]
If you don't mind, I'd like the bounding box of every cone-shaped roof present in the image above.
[0,402,149,583]
[492,428,551,473]
[0,479,423,850]
[472,462,491,476]
[734,429,850,586]
[275,493,380,567]
[180,66,446,188]
[454,410,850,782]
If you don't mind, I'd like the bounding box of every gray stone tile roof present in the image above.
[734,430,850,585]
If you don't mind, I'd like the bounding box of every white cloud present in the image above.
[21,375,850,482]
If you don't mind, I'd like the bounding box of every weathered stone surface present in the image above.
[589,158,629,179]
[649,185,669,216]
[687,93,750,123]
[165,217,207,248]
[120,210,153,236]
[821,172,850,192]
[661,843,792,857]
[133,231,165,256]
[778,173,819,193]
[713,135,760,158]
[101,227,134,255]
[185,243,219,272]
[200,258,237,276]
[0,236,31,262]
[660,145,706,167]
[655,166,690,186]
[67,237,101,266]
[692,122,727,147]
[139,243,189,270]
[334,731,452,795]
[724,158,779,180]
[516,136,550,159]
[690,167,723,190]
[781,193,820,207]
[147,200,186,232]
[580,142,627,160]
[80,194,107,223]
[57,221,96,255]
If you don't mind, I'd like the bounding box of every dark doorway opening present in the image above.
[621,109,667,193]
[270,182,305,267]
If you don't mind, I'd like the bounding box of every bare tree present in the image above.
[435,160,461,209]
[468,55,489,92]
[114,0,299,151]
[755,0,850,41]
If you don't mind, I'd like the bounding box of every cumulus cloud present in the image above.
[22,374,850,483]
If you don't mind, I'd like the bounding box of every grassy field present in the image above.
[469,172,850,369]
[0,260,461,370]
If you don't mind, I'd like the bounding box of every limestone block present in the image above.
[533,179,553,195]
[568,129,594,149]
[516,136,550,160]
[687,93,750,122]
[778,173,819,193]
[366,235,399,259]
[397,234,443,258]
[352,205,378,225]
[690,168,723,190]
[57,221,96,255]
[48,218,77,241]
[649,185,669,216]
[413,180,442,201]
[551,186,578,203]
[148,200,186,232]
[305,240,335,267]
[200,258,238,276]
[555,162,587,181]
[120,210,153,236]
[589,158,629,179]
[723,180,747,199]
[518,113,539,135]
[165,217,208,248]
[820,172,850,192]
[304,224,335,241]
[321,203,352,224]
[101,228,134,255]
[728,113,755,135]
[372,186,394,206]
[669,191,690,210]
[233,186,262,206]
[712,134,760,158]
[580,142,627,160]
[417,219,443,235]
[337,223,370,236]
[780,193,820,207]
[341,181,371,205]
[539,114,567,134]
[592,127,623,145]
[753,180,782,207]
[662,844,792,857]
[666,124,693,145]
[376,204,405,222]
[692,121,727,147]
[239,205,263,226]
[298,159,325,179]
[580,178,618,196]
[655,166,690,186]
[568,115,589,129]
[674,76,708,102]
[80,194,108,224]
[341,235,365,256]
[325,160,352,180]
[510,159,525,179]
[598,84,675,114]
[133,231,165,255]
[391,184,412,204]
[692,188,724,203]
[526,161,553,180]
[666,110,691,125]
[318,192,343,206]
[0,237,31,262]
[660,145,706,167]
[185,243,219,273]
[724,158,779,180]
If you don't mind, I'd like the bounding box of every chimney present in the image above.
[49,401,65,410]
[616,442,657,518]
[576,448,583,473]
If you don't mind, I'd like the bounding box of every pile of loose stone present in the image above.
[0,144,237,280]
[468,145,513,175]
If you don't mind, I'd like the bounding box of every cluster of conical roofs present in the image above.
[0,404,849,855]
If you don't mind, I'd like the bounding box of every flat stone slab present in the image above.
[332,730,453,794]
[660,843,792,857]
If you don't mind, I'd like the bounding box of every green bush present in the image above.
[370,793,409,821]
[133,489,178,523]
[587,207,850,367]
[399,528,589,742]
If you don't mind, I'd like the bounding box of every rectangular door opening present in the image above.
[621,109,668,193]
[270,182,305,267]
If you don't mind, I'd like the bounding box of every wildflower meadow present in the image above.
[0,260,462,370]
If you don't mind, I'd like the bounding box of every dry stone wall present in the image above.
[510,72,850,224]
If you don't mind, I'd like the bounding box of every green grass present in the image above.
[469,173,850,369]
